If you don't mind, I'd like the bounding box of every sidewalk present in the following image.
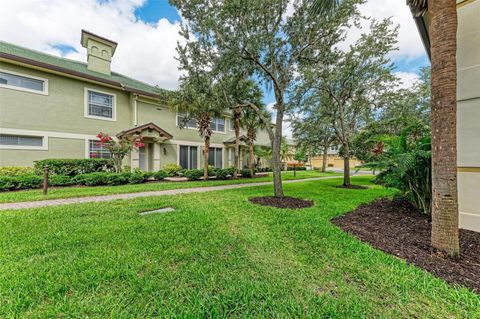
[0,176,342,211]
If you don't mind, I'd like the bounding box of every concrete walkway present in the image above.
[0,176,343,211]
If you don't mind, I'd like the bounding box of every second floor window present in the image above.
[87,90,114,120]
[177,113,197,129]
[0,70,47,94]
[210,117,225,133]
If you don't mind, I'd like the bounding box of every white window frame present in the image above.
[228,118,235,131]
[86,139,112,159]
[0,132,48,150]
[176,112,197,130]
[84,87,117,121]
[0,69,48,95]
[177,144,200,169]
[210,117,226,134]
[208,147,224,168]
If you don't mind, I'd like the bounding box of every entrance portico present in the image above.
[118,122,173,172]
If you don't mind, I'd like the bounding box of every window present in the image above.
[176,113,197,129]
[228,119,235,131]
[210,117,225,133]
[88,140,112,158]
[85,89,115,120]
[208,147,223,168]
[0,134,43,147]
[179,145,198,169]
[0,70,47,94]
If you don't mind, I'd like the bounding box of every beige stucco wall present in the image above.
[456,0,480,232]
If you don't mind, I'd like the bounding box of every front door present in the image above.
[139,146,146,171]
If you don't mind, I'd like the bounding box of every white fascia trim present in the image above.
[84,87,117,122]
[0,68,49,95]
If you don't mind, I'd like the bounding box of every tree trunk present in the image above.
[248,141,255,177]
[271,102,284,198]
[321,144,328,173]
[343,143,351,186]
[203,136,210,180]
[233,106,241,179]
[430,0,459,257]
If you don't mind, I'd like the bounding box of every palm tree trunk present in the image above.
[233,106,241,179]
[203,136,210,180]
[248,142,255,177]
[430,0,459,257]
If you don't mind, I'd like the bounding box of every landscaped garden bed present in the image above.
[332,198,480,293]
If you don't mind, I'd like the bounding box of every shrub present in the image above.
[287,166,306,171]
[207,165,217,176]
[215,169,230,180]
[49,175,75,187]
[128,172,146,184]
[34,159,114,176]
[241,169,252,178]
[153,170,167,181]
[368,123,432,215]
[75,172,109,186]
[184,169,203,181]
[0,176,17,191]
[0,166,35,176]
[15,174,43,189]
[162,163,182,177]
[105,173,130,186]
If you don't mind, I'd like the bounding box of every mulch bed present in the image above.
[335,184,369,189]
[249,196,314,209]
[332,198,480,293]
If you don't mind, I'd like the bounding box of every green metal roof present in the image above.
[0,40,168,97]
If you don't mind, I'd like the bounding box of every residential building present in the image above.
[0,30,270,171]
[410,0,480,231]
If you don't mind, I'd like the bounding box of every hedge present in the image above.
[161,163,182,177]
[286,166,306,171]
[184,169,203,181]
[0,166,35,176]
[34,159,114,176]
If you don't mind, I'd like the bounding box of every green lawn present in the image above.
[1,176,478,318]
[0,170,339,203]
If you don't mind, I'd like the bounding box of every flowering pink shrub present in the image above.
[95,132,144,172]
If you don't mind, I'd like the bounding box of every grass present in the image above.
[0,170,339,204]
[0,176,478,318]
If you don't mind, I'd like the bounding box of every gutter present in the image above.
[0,52,159,98]
[413,16,431,60]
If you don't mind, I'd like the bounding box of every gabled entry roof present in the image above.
[118,122,173,140]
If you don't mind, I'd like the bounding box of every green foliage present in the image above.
[14,175,43,189]
[128,173,146,185]
[0,176,17,191]
[162,163,183,177]
[183,169,203,181]
[74,172,109,186]
[287,166,307,171]
[48,175,75,187]
[153,170,168,181]
[241,169,252,178]
[215,169,230,180]
[369,124,432,214]
[0,166,35,176]
[34,159,114,177]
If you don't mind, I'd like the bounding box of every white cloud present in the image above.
[394,71,420,89]
[339,0,426,61]
[0,0,183,90]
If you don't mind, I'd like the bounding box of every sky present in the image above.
[0,0,430,137]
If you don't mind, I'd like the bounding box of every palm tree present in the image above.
[311,0,340,15]
[242,106,270,177]
[408,0,459,256]
[170,76,224,180]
